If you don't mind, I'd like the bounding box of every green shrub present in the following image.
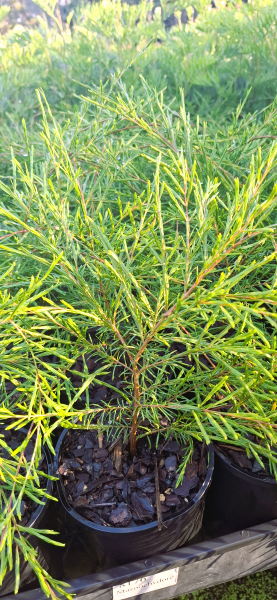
[1,88,277,461]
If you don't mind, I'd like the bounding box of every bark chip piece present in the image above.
[73,496,89,509]
[165,455,177,472]
[131,492,154,520]
[109,503,132,527]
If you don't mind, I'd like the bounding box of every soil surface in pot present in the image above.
[0,428,48,525]
[216,443,275,481]
[59,430,208,527]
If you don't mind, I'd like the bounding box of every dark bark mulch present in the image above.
[59,430,208,528]
[217,443,275,481]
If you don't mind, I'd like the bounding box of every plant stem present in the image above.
[130,366,140,456]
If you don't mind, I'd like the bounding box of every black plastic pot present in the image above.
[204,445,277,536]
[54,429,214,566]
[0,431,53,597]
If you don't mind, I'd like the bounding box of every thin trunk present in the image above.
[130,367,140,456]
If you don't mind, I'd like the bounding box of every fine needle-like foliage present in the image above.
[0,430,71,600]
[0,269,79,598]
[1,89,277,474]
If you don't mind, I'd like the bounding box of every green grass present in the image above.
[176,567,277,599]
[1,0,277,132]
[1,0,277,185]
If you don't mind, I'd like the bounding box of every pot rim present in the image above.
[54,428,214,534]
[214,445,276,486]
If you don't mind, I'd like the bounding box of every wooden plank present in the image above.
[3,521,277,600]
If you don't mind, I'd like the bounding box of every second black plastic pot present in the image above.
[54,429,214,566]
[0,430,53,597]
[204,445,277,536]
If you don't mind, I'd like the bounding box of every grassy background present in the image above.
[1,0,277,130]
[177,567,277,599]
[1,0,277,185]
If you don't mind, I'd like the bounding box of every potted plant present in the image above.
[44,150,277,564]
[0,270,78,597]
[0,423,65,597]
[1,90,277,567]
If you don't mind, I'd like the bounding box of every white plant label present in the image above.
[112,567,179,599]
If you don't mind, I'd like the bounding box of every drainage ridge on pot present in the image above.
[0,428,54,597]
[205,445,277,536]
[54,429,214,566]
